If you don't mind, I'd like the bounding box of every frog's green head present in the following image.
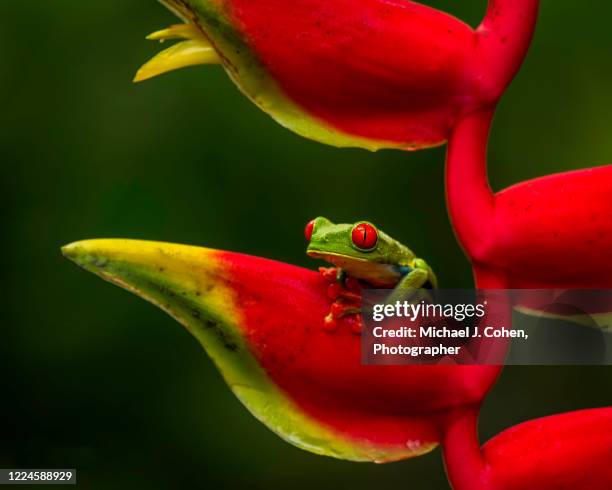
[305,217,414,286]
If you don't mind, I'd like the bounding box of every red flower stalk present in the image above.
[62,239,501,463]
[136,0,538,151]
[443,21,612,489]
[442,29,612,490]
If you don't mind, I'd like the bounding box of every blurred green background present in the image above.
[1,1,610,488]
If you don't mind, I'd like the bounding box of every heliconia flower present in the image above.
[443,407,612,490]
[134,0,539,151]
[445,108,612,291]
[62,239,500,463]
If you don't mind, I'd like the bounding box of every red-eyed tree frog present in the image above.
[305,217,437,331]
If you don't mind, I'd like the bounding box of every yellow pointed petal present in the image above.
[134,40,221,83]
[146,23,202,42]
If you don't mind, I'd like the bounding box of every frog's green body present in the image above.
[307,217,437,290]
[305,217,437,330]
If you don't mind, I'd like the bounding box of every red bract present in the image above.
[444,407,612,490]
[483,408,612,490]
[62,239,500,463]
[446,108,612,289]
[138,0,538,150]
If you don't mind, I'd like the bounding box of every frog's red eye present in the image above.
[351,222,378,250]
[304,219,315,241]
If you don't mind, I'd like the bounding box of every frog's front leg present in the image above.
[317,268,364,332]
[414,258,438,288]
[385,268,431,305]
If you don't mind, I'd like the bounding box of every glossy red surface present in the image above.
[226,0,478,146]
[484,408,612,490]
[493,166,612,288]
[210,0,539,147]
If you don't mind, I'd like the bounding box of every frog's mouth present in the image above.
[307,250,369,266]
[133,0,221,83]
[307,250,400,286]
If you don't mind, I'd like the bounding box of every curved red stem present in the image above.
[442,407,492,490]
[444,3,552,490]
[477,0,540,99]
[447,1,540,264]
[440,288,512,489]
[445,107,497,264]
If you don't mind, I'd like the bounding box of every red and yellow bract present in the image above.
[62,239,500,463]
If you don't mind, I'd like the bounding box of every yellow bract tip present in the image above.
[146,23,202,42]
[133,39,221,83]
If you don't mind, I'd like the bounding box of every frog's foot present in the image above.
[318,267,339,282]
[323,300,363,334]
[345,315,364,335]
